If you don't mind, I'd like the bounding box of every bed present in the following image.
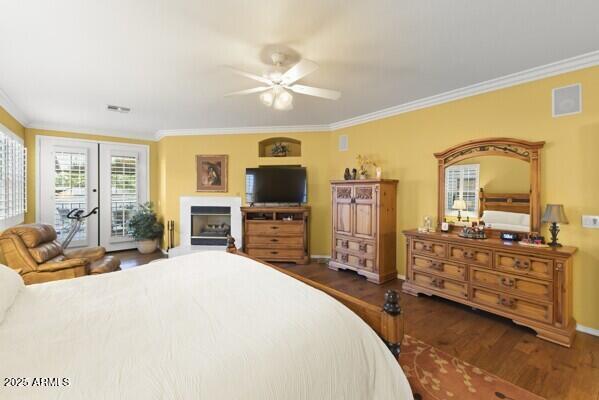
[478,188,531,232]
[0,247,412,399]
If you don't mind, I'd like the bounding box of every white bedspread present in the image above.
[0,251,412,400]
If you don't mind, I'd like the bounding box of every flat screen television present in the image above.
[245,167,307,204]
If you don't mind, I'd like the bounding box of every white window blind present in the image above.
[445,164,480,217]
[110,155,138,238]
[0,125,27,230]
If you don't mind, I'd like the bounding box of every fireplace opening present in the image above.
[190,206,231,246]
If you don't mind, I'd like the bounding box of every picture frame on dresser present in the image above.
[402,138,577,347]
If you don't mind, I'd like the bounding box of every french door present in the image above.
[38,137,148,251]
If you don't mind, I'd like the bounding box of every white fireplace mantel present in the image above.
[169,196,242,257]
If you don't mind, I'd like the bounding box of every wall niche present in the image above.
[258,137,301,157]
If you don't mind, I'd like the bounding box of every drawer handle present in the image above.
[514,260,530,270]
[500,277,515,287]
[270,238,279,242]
[431,261,443,271]
[359,243,366,252]
[464,251,474,259]
[270,251,279,255]
[358,258,365,267]
[423,244,433,251]
[499,296,516,309]
[270,226,279,230]
[342,240,349,248]
[341,254,349,262]
[431,278,444,289]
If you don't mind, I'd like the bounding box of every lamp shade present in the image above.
[452,199,467,211]
[542,204,569,224]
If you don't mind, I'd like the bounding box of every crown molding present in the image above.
[329,49,599,130]
[155,124,330,140]
[27,121,155,142]
[0,88,30,127]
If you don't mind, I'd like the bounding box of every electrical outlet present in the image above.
[582,215,599,229]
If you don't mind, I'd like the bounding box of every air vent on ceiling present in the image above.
[107,104,131,113]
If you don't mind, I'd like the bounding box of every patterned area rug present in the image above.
[399,335,545,400]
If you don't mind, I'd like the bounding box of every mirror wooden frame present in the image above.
[435,137,545,234]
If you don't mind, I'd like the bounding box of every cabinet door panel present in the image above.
[353,185,377,240]
[333,185,353,236]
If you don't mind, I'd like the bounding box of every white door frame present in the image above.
[37,137,100,248]
[36,135,150,250]
[99,142,149,251]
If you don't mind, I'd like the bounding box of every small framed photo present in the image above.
[196,155,228,192]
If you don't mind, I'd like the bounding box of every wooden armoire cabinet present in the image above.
[329,179,398,284]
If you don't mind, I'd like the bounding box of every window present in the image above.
[110,155,137,238]
[445,164,480,218]
[0,124,27,230]
[54,151,87,241]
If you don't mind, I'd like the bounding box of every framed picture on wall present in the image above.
[196,154,228,192]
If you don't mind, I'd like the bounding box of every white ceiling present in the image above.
[1,0,599,140]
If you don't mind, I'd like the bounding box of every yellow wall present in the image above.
[157,132,331,255]
[0,106,25,139]
[329,66,599,329]
[24,128,159,223]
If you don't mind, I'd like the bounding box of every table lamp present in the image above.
[452,199,467,222]
[541,204,569,247]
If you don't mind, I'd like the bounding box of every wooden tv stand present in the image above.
[241,206,310,264]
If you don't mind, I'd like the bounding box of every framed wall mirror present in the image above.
[435,138,545,235]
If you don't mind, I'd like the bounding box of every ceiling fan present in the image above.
[225,53,341,111]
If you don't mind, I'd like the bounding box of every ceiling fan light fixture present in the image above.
[259,90,275,107]
[273,88,293,110]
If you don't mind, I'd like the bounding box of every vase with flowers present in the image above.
[356,155,377,179]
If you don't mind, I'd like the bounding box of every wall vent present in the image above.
[338,134,348,151]
[107,104,131,113]
[552,84,581,117]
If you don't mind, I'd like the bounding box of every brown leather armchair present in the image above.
[0,224,121,285]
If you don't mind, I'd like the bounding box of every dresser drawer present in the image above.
[470,267,552,302]
[448,244,492,268]
[495,252,553,281]
[411,238,447,258]
[411,255,467,281]
[247,248,305,260]
[471,286,553,324]
[335,250,375,271]
[336,237,376,258]
[246,235,304,248]
[412,271,468,300]
[246,221,304,235]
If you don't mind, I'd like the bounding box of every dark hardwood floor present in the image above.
[112,250,599,400]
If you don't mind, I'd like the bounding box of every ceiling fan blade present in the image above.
[288,84,341,100]
[224,86,271,97]
[281,59,319,85]
[225,66,272,85]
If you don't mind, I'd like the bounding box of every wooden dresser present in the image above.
[403,230,577,346]
[329,179,398,284]
[241,206,309,264]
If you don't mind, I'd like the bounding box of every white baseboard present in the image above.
[577,324,599,337]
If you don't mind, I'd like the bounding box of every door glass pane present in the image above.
[111,155,137,238]
[54,151,87,242]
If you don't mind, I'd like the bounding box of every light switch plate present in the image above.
[582,215,599,229]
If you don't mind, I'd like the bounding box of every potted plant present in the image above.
[128,202,164,254]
